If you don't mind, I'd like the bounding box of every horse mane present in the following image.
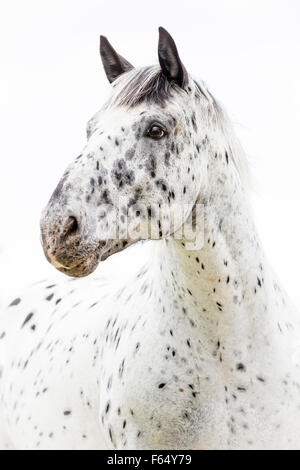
[106,65,249,187]
[209,95,250,189]
[107,65,180,107]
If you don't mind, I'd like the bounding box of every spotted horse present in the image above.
[0,27,299,450]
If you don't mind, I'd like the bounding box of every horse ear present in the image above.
[100,36,134,83]
[158,27,188,88]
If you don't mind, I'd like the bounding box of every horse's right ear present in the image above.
[100,36,134,84]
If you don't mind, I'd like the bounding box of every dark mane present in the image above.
[107,65,186,108]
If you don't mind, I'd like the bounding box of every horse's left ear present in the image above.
[100,36,134,83]
[158,27,188,88]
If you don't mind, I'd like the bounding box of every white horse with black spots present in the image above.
[0,27,299,450]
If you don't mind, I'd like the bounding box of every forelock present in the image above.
[106,65,187,109]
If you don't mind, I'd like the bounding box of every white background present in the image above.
[0,0,299,307]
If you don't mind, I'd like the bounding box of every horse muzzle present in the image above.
[40,213,107,277]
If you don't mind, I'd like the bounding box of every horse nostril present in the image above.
[63,216,79,239]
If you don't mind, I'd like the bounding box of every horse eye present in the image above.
[147,124,166,139]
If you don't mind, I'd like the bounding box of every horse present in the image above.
[0,27,299,450]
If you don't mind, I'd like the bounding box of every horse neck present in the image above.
[149,122,275,346]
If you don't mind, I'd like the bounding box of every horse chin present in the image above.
[46,239,133,278]
[55,250,101,278]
